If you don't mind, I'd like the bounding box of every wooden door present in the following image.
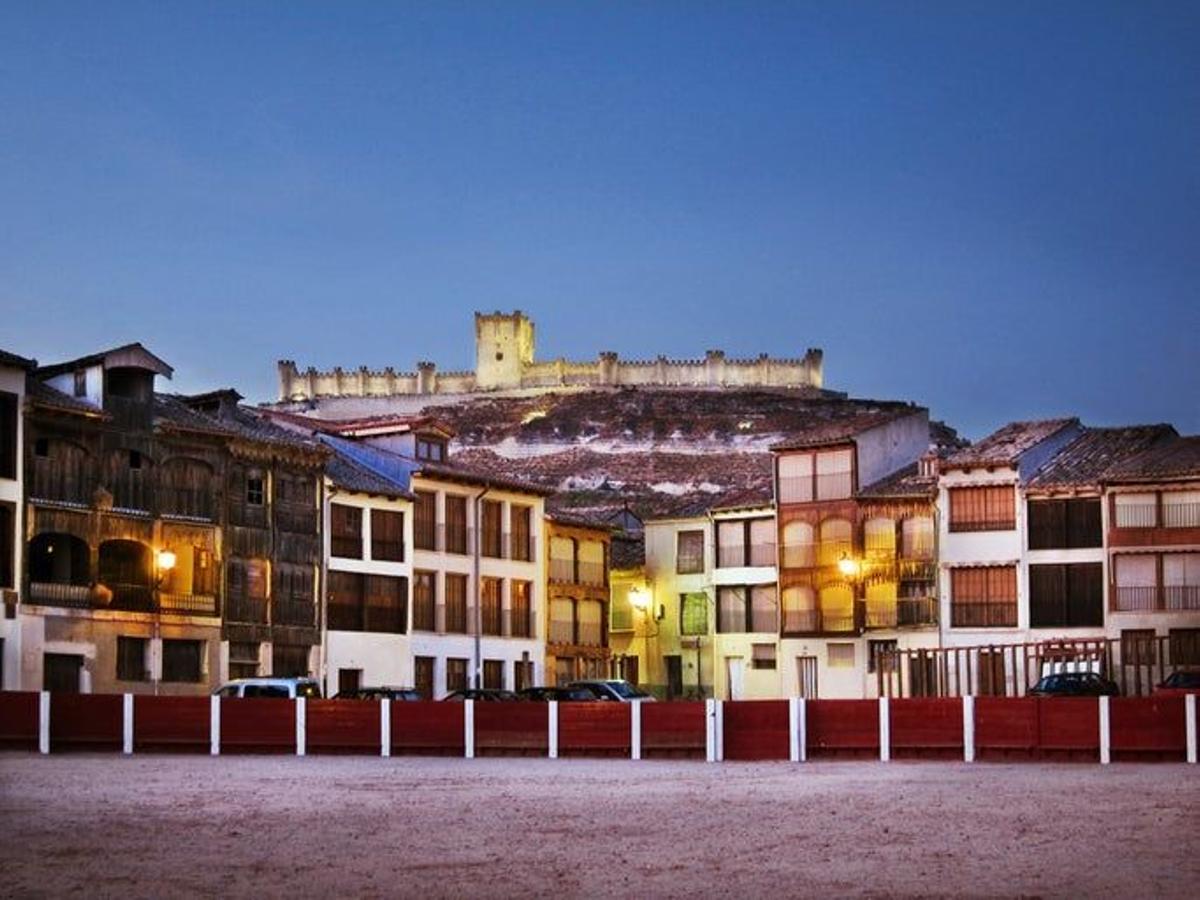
[665,655,682,699]
[796,655,818,699]
[44,653,82,693]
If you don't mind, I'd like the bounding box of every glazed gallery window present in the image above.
[676,530,705,574]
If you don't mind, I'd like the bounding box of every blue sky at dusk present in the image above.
[1,1,1197,439]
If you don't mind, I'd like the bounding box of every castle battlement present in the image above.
[277,311,824,400]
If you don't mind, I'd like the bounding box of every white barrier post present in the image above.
[123,693,134,755]
[295,696,306,757]
[715,700,724,762]
[798,698,808,762]
[548,700,559,759]
[705,698,716,762]
[1099,695,1111,765]
[380,698,391,758]
[879,696,891,762]
[210,695,221,756]
[788,698,800,762]
[464,700,475,759]
[962,695,975,763]
[631,700,642,761]
[1186,694,1197,765]
[38,691,50,755]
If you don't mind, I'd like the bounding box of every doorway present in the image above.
[796,655,818,699]
[725,656,744,701]
[665,655,683,699]
[44,653,83,693]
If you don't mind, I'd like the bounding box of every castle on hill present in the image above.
[277,311,824,401]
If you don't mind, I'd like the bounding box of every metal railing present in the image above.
[549,558,575,583]
[1113,503,1158,528]
[577,619,603,646]
[107,583,155,612]
[1113,585,1200,612]
[159,593,218,616]
[950,601,1018,628]
[780,608,856,634]
[865,597,939,628]
[28,582,92,608]
[1163,502,1200,528]
[577,560,606,587]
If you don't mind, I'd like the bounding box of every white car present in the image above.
[213,677,321,699]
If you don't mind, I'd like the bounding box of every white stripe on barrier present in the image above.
[1099,695,1111,765]
[798,698,807,762]
[1186,694,1197,765]
[714,700,724,762]
[464,699,475,759]
[788,698,800,762]
[705,699,716,762]
[380,698,391,758]
[962,695,975,763]
[210,695,220,756]
[123,693,134,755]
[631,700,642,761]
[548,700,559,759]
[879,696,890,762]
[38,691,50,755]
[295,696,306,757]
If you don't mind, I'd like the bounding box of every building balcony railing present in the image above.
[159,593,218,616]
[865,597,939,629]
[577,560,606,587]
[28,582,92,608]
[950,601,1018,628]
[896,559,938,582]
[577,621,603,646]
[549,558,575,583]
[781,609,857,635]
[158,488,214,521]
[1113,504,1158,528]
[29,473,91,506]
[106,583,155,612]
[717,544,776,568]
[1112,585,1200,612]
[28,581,219,617]
[1162,503,1200,528]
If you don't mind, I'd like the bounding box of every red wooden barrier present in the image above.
[975,696,1038,753]
[133,696,209,752]
[50,693,122,751]
[640,701,705,757]
[307,699,380,754]
[1111,696,1186,759]
[1037,697,1099,754]
[558,702,631,756]
[475,701,547,755]
[723,700,789,761]
[0,692,39,750]
[390,701,463,755]
[890,698,963,756]
[220,698,295,753]
[807,700,878,756]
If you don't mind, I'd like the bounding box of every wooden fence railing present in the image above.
[1,692,1194,763]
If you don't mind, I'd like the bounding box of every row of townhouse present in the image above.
[0,343,615,698]
[607,411,1200,700]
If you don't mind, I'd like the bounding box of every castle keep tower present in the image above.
[474,310,535,390]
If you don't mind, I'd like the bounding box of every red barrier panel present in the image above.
[475,702,547,754]
[558,702,631,755]
[220,698,295,753]
[975,697,1038,751]
[807,700,878,756]
[890,698,963,754]
[390,701,464,754]
[1111,696,1186,758]
[0,692,39,750]
[307,699,380,754]
[640,702,705,757]
[723,700,789,761]
[1037,697,1099,753]
[50,693,122,751]
[133,696,210,752]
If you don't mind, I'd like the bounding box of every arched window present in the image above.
[30,439,91,504]
[818,518,852,567]
[901,517,935,559]
[104,448,154,511]
[781,585,816,633]
[28,533,92,606]
[781,520,815,568]
[98,539,154,611]
[818,584,855,632]
[863,517,896,558]
[159,457,214,519]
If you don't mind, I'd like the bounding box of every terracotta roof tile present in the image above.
[945,418,1079,469]
[1026,425,1178,489]
[26,380,108,417]
[1102,435,1200,482]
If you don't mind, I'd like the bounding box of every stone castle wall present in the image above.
[277,311,823,400]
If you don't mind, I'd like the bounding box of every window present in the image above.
[228,642,259,680]
[414,657,435,699]
[610,588,634,632]
[1027,498,1101,550]
[162,639,203,683]
[777,453,814,503]
[414,491,436,550]
[73,369,86,397]
[781,585,816,633]
[578,599,603,646]
[751,643,777,670]
[717,520,746,568]
[371,509,405,562]
[0,391,17,479]
[338,668,362,696]
[0,503,14,590]
[445,573,467,633]
[1029,563,1103,628]
[1121,629,1157,666]
[827,643,855,669]
[1114,492,1157,528]
[481,500,503,558]
[780,520,815,568]
[444,495,468,554]
[416,437,446,462]
[680,591,708,636]
[676,530,704,574]
[513,657,534,692]
[1163,491,1200,528]
[481,577,502,635]
[817,518,852,567]
[511,580,532,637]
[327,570,364,630]
[446,658,468,693]
[330,504,363,559]
[867,639,898,674]
[1163,553,1200,610]
[549,598,574,645]
[364,574,407,634]
[1113,554,1158,611]
[483,659,503,690]
[116,636,148,681]
[510,505,532,562]
[815,449,853,500]
[863,518,896,557]
[245,474,265,507]
[716,585,777,633]
[247,559,269,600]
[413,571,436,631]
[900,517,935,559]
[950,566,1017,627]
[1169,629,1200,665]
[948,486,1015,532]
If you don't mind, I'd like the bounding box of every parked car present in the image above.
[334,686,423,702]
[1028,672,1120,697]
[567,679,655,702]
[518,686,597,702]
[214,677,322,699]
[1154,669,1200,696]
[441,688,520,702]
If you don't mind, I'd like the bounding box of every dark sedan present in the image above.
[1028,672,1120,697]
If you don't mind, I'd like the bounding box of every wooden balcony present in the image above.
[1112,585,1200,613]
[865,597,938,629]
[159,592,218,616]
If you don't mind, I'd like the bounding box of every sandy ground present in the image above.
[0,755,1197,899]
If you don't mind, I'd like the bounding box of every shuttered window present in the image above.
[481,577,502,635]
[445,495,468,554]
[414,491,436,550]
[510,505,532,561]
[1027,498,1101,549]
[445,573,467,633]
[680,592,709,636]
[950,566,1017,627]
[948,486,1015,532]
[1029,563,1103,627]
[413,571,436,631]
[510,580,532,637]
[481,500,503,558]
[371,509,405,562]
[330,504,363,559]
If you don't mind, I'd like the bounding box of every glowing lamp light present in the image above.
[837,554,861,579]
[628,587,651,612]
[156,550,177,573]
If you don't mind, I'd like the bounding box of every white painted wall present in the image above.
[0,364,25,690]
[45,364,103,408]
[855,411,931,489]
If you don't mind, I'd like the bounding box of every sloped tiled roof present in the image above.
[262,408,454,439]
[1026,425,1178,490]
[610,533,646,570]
[155,394,240,437]
[37,342,173,379]
[26,379,107,417]
[944,419,1079,469]
[769,405,923,451]
[1102,435,1200,483]
[327,452,413,500]
[857,462,938,500]
[0,349,36,370]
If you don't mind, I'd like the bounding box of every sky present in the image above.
[1,1,1197,440]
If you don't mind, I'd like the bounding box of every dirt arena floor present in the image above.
[1,755,1197,898]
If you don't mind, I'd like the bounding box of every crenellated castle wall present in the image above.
[277,312,823,400]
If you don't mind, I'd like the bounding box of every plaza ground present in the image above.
[1,755,1197,898]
